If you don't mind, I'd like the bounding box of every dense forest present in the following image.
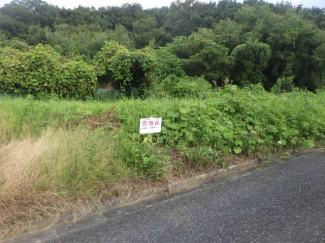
[1,0,325,98]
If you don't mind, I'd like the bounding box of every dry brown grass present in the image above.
[0,131,72,239]
[0,128,131,240]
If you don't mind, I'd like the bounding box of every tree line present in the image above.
[1,0,325,98]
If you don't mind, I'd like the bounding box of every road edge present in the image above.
[5,148,324,243]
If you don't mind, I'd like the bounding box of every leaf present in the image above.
[277,140,286,146]
[179,106,191,114]
[234,147,242,154]
[224,131,234,139]
[303,140,315,148]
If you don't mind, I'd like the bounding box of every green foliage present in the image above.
[116,87,325,159]
[213,19,244,50]
[230,40,271,85]
[0,31,9,47]
[7,39,30,51]
[45,24,133,59]
[24,24,47,46]
[0,13,27,38]
[271,76,295,94]
[94,41,156,96]
[132,16,172,48]
[154,75,212,98]
[0,44,97,98]
[114,132,169,178]
[165,0,220,37]
[1,0,325,91]
[56,61,97,99]
[234,4,325,90]
[167,34,232,86]
[151,48,185,82]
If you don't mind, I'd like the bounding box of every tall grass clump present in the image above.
[0,128,131,238]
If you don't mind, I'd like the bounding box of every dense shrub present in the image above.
[0,44,97,99]
[94,41,156,96]
[153,75,212,98]
[167,34,232,86]
[151,48,185,82]
[271,76,295,94]
[230,40,271,86]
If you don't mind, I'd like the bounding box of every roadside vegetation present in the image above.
[1,86,325,239]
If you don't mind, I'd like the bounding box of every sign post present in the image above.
[139,118,162,134]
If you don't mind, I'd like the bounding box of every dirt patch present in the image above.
[64,109,120,130]
[85,110,120,130]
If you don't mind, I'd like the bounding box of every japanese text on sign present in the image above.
[139,118,162,134]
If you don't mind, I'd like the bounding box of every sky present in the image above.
[0,0,324,9]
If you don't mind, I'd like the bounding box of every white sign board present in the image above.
[139,118,162,134]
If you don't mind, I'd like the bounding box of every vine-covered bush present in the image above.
[0,44,97,99]
[56,61,97,99]
[94,41,156,96]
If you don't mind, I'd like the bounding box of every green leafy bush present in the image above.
[153,75,212,98]
[0,44,97,99]
[94,41,155,96]
[113,132,169,178]
[271,76,295,94]
[166,34,232,86]
[151,48,185,82]
[230,40,271,86]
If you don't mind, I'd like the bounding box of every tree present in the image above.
[0,0,61,28]
[151,47,185,82]
[45,24,133,59]
[215,0,242,20]
[97,4,146,31]
[230,40,271,85]
[213,19,244,51]
[132,16,172,48]
[165,0,218,37]
[0,30,9,47]
[167,34,232,86]
[0,14,27,38]
[235,5,325,90]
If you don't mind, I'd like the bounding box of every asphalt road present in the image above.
[46,151,325,243]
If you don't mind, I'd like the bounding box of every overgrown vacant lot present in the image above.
[1,86,325,239]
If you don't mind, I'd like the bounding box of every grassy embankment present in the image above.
[1,86,325,239]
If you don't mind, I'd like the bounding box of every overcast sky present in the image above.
[0,0,324,10]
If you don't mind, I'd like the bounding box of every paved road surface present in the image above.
[43,151,325,242]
